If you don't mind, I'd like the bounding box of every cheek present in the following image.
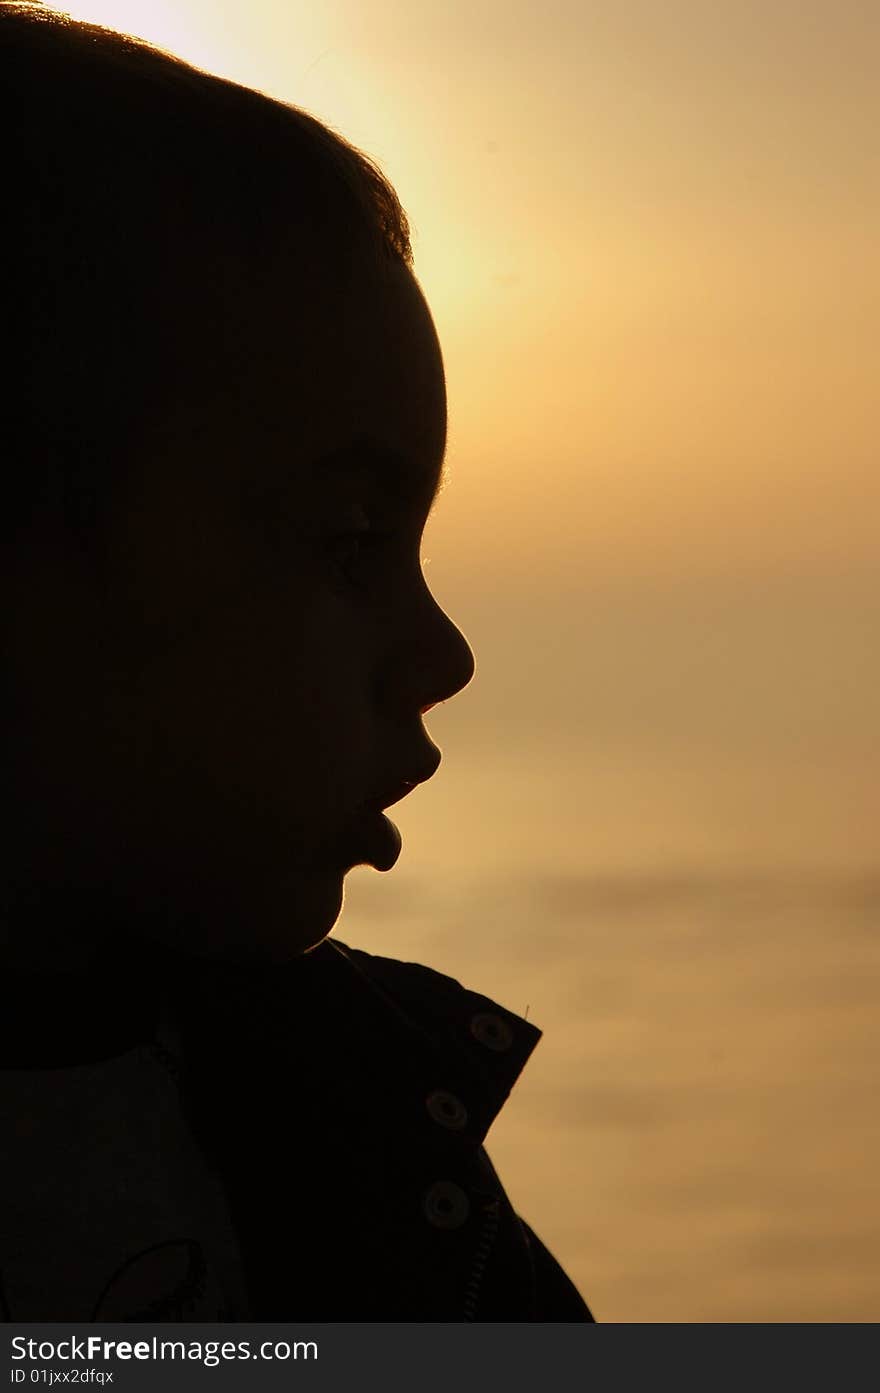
[124,590,372,825]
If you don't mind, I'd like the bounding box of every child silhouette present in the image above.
[0,1,593,1322]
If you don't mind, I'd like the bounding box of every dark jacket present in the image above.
[176,935,595,1322]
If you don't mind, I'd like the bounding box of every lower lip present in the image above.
[363,811,403,871]
[330,809,402,873]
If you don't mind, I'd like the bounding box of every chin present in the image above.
[127,858,348,967]
[244,865,346,964]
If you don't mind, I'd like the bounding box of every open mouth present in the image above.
[367,780,418,813]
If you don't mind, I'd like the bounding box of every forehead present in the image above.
[231,264,449,515]
[91,265,448,646]
[117,260,448,577]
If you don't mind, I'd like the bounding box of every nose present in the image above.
[422,603,476,709]
[387,590,476,719]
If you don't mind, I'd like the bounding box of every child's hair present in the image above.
[1,1,413,574]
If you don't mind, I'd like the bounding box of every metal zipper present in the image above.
[462,1198,501,1322]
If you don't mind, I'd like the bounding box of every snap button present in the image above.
[469,1011,514,1052]
[425,1089,469,1131]
[423,1180,470,1229]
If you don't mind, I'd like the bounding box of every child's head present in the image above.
[1,3,475,969]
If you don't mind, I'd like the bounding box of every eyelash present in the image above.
[330,527,393,587]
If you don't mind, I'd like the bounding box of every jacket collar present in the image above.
[163,934,543,1151]
[322,937,543,1147]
